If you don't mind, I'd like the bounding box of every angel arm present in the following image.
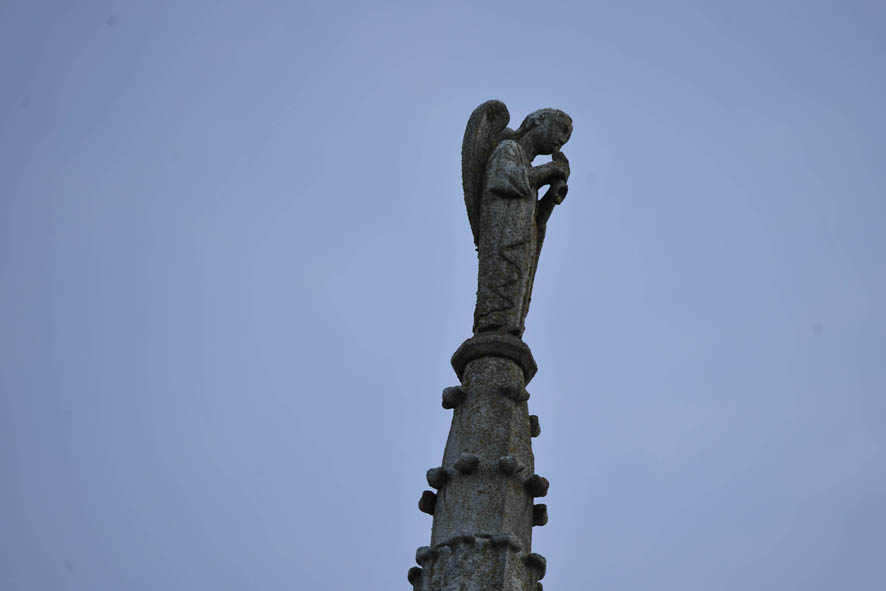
[528,151,570,189]
[534,151,570,225]
[537,180,566,225]
[485,140,532,199]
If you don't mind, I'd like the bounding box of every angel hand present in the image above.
[551,151,570,181]
[531,160,570,188]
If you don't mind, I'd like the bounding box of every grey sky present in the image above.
[2,1,884,589]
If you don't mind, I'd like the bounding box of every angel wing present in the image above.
[461,100,513,248]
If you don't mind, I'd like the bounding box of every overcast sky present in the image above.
[2,1,885,590]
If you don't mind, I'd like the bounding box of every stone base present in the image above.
[451,333,537,384]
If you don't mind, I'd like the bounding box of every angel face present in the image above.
[532,112,573,155]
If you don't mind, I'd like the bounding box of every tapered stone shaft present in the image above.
[410,335,546,591]
[433,356,533,548]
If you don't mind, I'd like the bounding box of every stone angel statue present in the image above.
[462,100,573,337]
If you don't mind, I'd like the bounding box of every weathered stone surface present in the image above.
[411,101,573,590]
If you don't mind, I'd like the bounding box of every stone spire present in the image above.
[408,101,573,591]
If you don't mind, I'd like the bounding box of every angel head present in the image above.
[514,108,573,156]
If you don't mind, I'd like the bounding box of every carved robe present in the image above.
[474,139,538,336]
